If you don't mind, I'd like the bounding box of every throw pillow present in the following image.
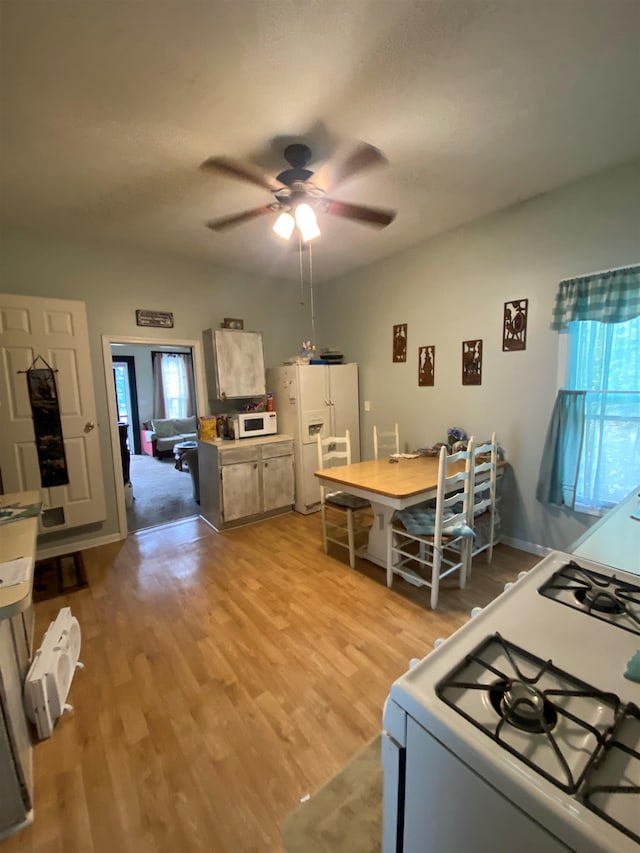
[151,418,176,438]
[173,416,197,435]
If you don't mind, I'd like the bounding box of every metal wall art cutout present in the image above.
[503,299,528,351]
[418,345,435,386]
[462,339,483,385]
[25,356,70,488]
[393,324,407,362]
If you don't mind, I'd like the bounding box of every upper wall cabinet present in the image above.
[203,328,266,399]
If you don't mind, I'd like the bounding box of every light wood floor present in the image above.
[6,512,539,853]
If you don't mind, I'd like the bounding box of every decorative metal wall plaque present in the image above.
[503,298,528,351]
[393,323,407,362]
[418,345,435,386]
[136,309,174,328]
[462,339,483,385]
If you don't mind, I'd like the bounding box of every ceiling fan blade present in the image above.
[200,157,284,192]
[205,205,274,232]
[324,199,396,228]
[319,143,388,191]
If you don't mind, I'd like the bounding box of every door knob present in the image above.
[84,421,95,432]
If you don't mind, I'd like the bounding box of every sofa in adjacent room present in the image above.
[140,416,198,458]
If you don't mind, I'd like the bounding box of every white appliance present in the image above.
[266,363,361,514]
[226,411,277,439]
[382,551,640,853]
[24,607,83,740]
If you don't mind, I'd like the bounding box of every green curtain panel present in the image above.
[550,265,640,330]
[536,391,586,509]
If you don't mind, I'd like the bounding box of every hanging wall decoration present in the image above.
[502,298,528,351]
[418,345,435,386]
[24,356,70,488]
[393,324,407,362]
[462,339,483,385]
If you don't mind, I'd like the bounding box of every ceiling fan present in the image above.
[200,142,396,241]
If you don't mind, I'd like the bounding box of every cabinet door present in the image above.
[213,329,266,399]
[262,454,294,512]
[221,462,260,521]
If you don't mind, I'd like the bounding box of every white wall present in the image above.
[0,230,308,549]
[315,160,640,553]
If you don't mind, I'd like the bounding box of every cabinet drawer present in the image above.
[218,445,258,465]
[261,441,293,460]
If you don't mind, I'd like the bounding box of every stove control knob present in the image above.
[517,571,528,580]
[433,638,445,649]
[470,607,482,618]
[504,582,514,592]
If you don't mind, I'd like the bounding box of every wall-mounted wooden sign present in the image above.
[393,323,407,362]
[418,345,435,386]
[503,298,528,351]
[462,339,483,385]
[136,309,174,328]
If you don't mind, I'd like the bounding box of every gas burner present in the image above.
[490,680,558,733]
[538,561,640,635]
[575,586,625,613]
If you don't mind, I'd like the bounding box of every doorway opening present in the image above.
[102,335,207,538]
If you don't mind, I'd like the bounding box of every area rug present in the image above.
[33,551,87,602]
[282,737,382,853]
[126,453,199,533]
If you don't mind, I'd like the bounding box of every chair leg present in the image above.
[347,509,356,569]
[430,550,441,610]
[460,539,471,588]
[320,505,328,554]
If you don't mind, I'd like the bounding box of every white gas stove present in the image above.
[382,550,640,853]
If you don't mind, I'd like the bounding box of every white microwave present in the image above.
[228,411,277,439]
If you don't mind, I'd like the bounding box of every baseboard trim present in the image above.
[500,536,549,557]
[36,532,123,561]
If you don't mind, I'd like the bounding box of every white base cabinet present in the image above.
[199,436,294,530]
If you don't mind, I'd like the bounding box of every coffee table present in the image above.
[173,440,198,471]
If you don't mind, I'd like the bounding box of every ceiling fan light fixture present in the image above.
[273,211,295,240]
[295,203,320,242]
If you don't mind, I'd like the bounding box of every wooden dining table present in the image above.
[315,455,505,567]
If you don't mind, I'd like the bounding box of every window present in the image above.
[537,267,640,513]
[566,316,640,510]
[152,351,195,419]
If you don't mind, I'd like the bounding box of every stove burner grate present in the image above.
[538,560,640,635]
[437,634,622,795]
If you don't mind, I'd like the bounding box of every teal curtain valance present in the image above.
[550,265,640,330]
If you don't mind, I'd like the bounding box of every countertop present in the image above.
[571,485,640,575]
[0,491,40,619]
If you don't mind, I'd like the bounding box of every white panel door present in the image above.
[0,294,106,530]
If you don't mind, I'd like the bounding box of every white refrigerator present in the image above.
[266,363,361,514]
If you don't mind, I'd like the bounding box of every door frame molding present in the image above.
[101,334,208,539]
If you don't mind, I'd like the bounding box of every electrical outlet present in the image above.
[364,401,371,412]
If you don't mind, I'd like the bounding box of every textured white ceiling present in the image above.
[1,0,639,282]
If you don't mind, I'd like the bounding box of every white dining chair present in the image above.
[386,439,475,610]
[467,432,499,576]
[373,423,400,459]
[317,430,371,569]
